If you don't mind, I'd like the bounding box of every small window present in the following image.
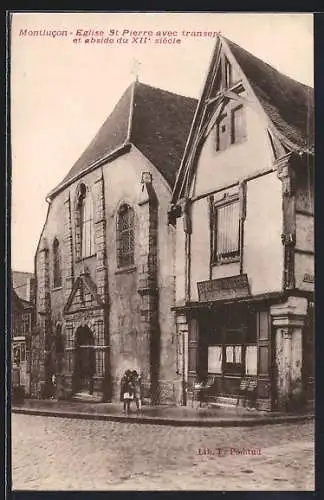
[231,105,247,145]
[224,57,232,88]
[213,200,240,264]
[216,114,228,152]
[53,238,62,288]
[117,204,135,268]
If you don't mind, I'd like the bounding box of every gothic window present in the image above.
[116,204,135,268]
[76,183,95,259]
[212,199,240,264]
[53,238,62,288]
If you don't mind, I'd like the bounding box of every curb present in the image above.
[12,407,315,427]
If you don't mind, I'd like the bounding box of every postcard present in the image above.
[10,11,314,491]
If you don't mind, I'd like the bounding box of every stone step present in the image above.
[209,396,238,408]
[72,393,103,403]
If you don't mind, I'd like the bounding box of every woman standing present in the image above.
[120,370,134,415]
[131,370,143,411]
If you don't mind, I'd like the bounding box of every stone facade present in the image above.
[31,149,180,404]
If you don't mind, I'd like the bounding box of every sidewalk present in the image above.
[12,398,314,427]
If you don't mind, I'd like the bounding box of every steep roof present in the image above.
[12,271,34,302]
[48,82,197,198]
[172,35,314,204]
[224,37,314,149]
[11,287,33,311]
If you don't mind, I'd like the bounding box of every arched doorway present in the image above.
[74,325,95,395]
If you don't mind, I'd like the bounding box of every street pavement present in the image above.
[11,414,314,491]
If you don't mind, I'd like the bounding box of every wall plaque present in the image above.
[197,274,250,302]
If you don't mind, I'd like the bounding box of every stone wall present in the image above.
[33,148,179,403]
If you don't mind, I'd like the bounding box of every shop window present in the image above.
[245,345,257,375]
[208,345,222,374]
[13,343,26,364]
[212,199,240,264]
[224,344,243,374]
[116,204,135,268]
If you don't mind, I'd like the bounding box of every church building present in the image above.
[169,35,314,411]
[31,81,197,403]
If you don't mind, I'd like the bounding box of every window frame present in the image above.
[75,183,96,261]
[216,112,229,152]
[231,104,247,146]
[116,203,135,269]
[215,102,247,153]
[211,195,241,266]
[52,237,62,289]
[224,57,232,88]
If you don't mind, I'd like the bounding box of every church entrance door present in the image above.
[74,325,95,395]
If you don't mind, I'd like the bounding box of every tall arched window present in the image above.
[53,238,62,288]
[76,183,95,259]
[117,204,135,268]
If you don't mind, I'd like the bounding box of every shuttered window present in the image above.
[214,200,240,263]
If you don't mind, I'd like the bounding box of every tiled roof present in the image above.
[12,271,34,302]
[49,82,197,197]
[225,38,314,149]
[130,83,197,187]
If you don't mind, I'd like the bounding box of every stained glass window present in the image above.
[117,204,135,268]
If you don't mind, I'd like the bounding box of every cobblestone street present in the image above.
[12,414,314,491]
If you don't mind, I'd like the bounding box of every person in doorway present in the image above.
[120,370,134,415]
[131,370,143,411]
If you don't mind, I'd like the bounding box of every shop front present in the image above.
[189,301,273,410]
[13,337,30,396]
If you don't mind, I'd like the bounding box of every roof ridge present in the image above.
[224,36,313,91]
[134,80,197,101]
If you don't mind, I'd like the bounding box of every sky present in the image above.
[10,12,314,272]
